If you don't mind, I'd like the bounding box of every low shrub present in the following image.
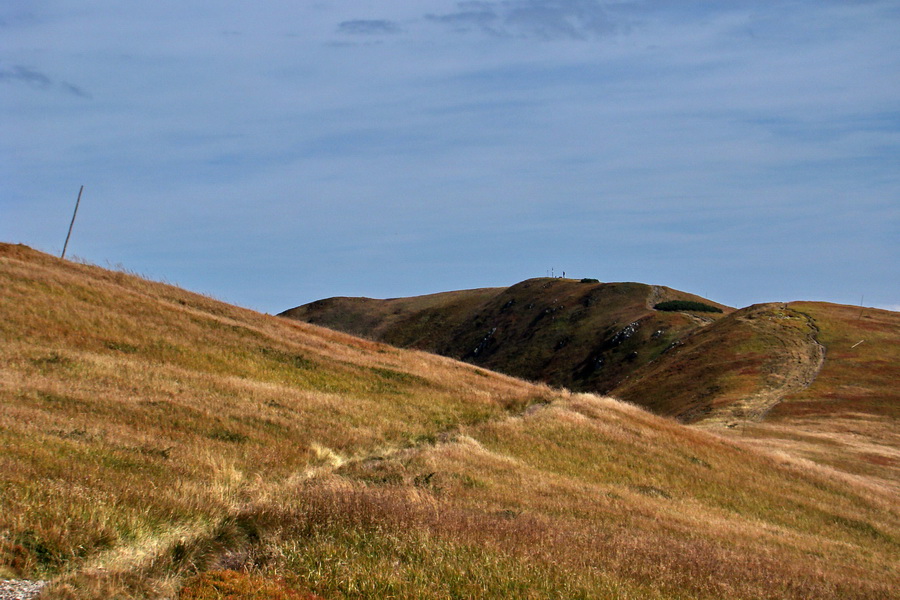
[654,300,722,313]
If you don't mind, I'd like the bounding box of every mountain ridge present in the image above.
[281,278,733,403]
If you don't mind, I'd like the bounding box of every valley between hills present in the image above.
[2,242,898,599]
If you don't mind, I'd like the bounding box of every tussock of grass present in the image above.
[2,244,898,599]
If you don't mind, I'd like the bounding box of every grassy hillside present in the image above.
[718,301,900,492]
[282,278,731,398]
[2,243,898,599]
[613,303,825,422]
[609,300,900,489]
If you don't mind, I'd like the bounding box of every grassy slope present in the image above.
[2,244,898,599]
[611,300,900,488]
[612,303,823,421]
[282,278,731,398]
[725,302,900,492]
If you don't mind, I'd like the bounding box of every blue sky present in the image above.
[3,1,898,313]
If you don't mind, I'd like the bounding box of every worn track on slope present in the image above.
[698,304,826,426]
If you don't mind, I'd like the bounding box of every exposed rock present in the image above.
[0,580,48,600]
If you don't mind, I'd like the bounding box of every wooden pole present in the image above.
[61,185,84,259]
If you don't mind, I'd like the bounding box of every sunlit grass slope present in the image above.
[1,243,898,599]
[0,244,548,593]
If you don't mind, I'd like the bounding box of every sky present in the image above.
[2,0,898,314]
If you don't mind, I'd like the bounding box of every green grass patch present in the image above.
[207,429,250,444]
[105,341,140,353]
[258,347,314,370]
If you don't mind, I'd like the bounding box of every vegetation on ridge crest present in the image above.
[653,299,723,313]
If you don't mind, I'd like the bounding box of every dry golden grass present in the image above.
[1,243,898,599]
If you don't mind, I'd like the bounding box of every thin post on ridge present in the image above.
[61,185,84,259]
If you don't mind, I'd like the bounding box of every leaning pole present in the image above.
[61,185,84,259]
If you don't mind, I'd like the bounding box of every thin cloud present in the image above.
[338,19,402,35]
[0,64,90,98]
[60,81,92,99]
[425,7,499,33]
[0,65,52,87]
[428,0,615,40]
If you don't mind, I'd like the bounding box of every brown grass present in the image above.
[1,243,898,599]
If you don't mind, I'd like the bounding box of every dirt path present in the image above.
[646,285,664,310]
[698,304,826,427]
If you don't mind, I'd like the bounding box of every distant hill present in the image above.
[281,278,732,400]
[281,282,899,432]
[707,300,900,492]
[3,244,898,599]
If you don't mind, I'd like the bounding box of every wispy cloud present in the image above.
[426,6,499,32]
[0,64,90,98]
[338,19,402,35]
[0,64,51,87]
[427,0,615,40]
[59,81,91,98]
